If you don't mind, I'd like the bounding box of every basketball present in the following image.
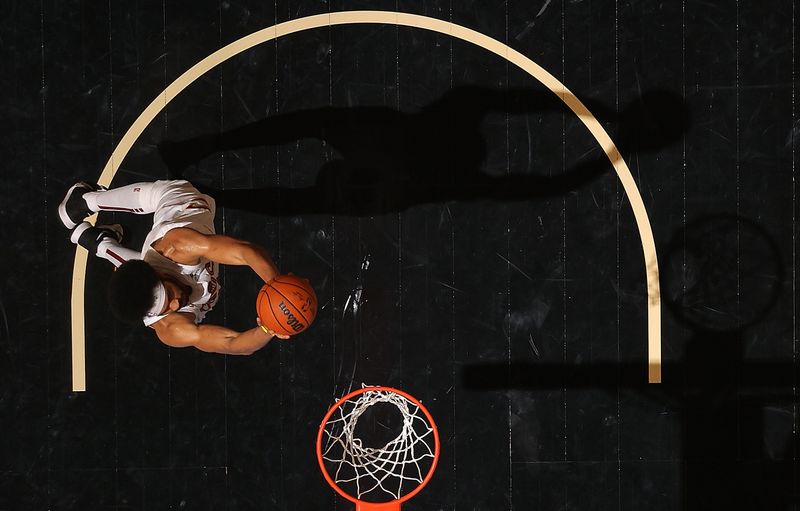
[256,274,318,336]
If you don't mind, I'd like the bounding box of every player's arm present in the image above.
[163,227,279,284]
[152,312,283,355]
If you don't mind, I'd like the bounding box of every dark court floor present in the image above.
[1,1,798,510]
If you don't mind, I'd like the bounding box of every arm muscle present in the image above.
[152,313,274,355]
[163,228,279,283]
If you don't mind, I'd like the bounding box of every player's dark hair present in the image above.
[107,260,160,324]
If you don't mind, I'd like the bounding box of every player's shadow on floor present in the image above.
[158,85,689,216]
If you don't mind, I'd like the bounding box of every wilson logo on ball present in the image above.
[256,274,318,336]
[279,301,305,331]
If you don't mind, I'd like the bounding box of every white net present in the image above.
[320,387,437,502]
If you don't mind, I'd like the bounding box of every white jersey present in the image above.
[139,181,221,326]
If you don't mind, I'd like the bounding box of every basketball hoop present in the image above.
[316,385,440,510]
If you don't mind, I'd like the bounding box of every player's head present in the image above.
[107,260,163,323]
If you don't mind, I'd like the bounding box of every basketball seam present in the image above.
[272,279,315,294]
[273,283,317,315]
[267,282,311,325]
[264,288,294,336]
[256,290,266,325]
[271,278,317,305]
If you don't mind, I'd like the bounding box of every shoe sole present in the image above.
[58,182,92,229]
[69,221,91,244]
[70,222,124,252]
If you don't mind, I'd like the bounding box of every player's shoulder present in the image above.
[155,227,209,263]
[151,312,200,347]
[162,226,207,244]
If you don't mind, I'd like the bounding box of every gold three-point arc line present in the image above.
[70,10,662,391]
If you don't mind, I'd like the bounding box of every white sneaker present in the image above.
[70,222,124,254]
[58,182,104,229]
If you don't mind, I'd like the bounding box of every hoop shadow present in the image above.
[661,214,784,334]
[462,214,794,509]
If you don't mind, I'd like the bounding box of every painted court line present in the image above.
[71,10,661,391]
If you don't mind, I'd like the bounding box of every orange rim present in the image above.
[316,386,440,507]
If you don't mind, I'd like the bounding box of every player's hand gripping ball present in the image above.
[256,274,318,336]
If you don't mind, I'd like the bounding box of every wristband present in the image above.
[259,324,271,335]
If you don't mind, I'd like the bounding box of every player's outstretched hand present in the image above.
[257,317,291,340]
